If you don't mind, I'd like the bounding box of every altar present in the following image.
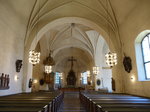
[67,69,76,86]
[66,56,77,86]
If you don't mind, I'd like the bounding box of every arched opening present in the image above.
[24,17,115,92]
[135,30,150,81]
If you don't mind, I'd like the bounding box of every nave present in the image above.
[1,90,150,112]
[58,92,86,112]
[1,0,150,112]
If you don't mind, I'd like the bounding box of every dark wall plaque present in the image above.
[123,56,132,73]
[96,79,101,86]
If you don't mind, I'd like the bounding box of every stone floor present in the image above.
[58,92,87,112]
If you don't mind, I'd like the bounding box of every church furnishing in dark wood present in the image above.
[80,92,150,112]
[0,73,10,90]
[67,56,77,86]
[0,91,64,112]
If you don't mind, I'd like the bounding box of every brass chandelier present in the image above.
[43,51,55,74]
[93,66,99,75]
[29,50,40,65]
[29,0,41,65]
[105,0,117,68]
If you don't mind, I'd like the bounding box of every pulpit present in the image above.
[44,72,54,91]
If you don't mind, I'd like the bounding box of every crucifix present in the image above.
[68,56,76,70]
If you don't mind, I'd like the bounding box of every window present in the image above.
[82,72,87,84]
[141,33,150,79]
[55,72,60,84]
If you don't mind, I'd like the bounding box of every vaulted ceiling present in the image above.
[0,0,148,71]
[39,23,97,72]
[1,0,146,40]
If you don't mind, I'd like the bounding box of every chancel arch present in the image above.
[54,47,94,87]
[31,26,114,92]
[24,17,118,92]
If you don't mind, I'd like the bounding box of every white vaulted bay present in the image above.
[0,0,150,99]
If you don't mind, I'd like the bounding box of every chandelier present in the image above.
[44,65,52,74]
[93,66,99,75]
[29,50,40,65]
[87,70,90,77]
[43,51,55,74]
[29,1,41,65]
[105,52,117,67]
[105,0,117,67]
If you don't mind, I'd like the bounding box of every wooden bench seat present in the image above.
[97,103,150,108]
[0,98,53,101]
[80,92,150,112]
[102,107,150,112]
[0,107,46,112]
[0,91,64,112]
[0,103,48,107]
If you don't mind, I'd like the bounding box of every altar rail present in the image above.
[60,87,84,92]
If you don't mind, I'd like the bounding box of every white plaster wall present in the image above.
[32,42,49,92]
[86,31,112,92]
[101,44,112,92]
[94,37,112,92]
[0,1,27,96]
[119,2,150,97]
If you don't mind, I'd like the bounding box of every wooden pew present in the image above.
[79,92,150,112]
[0,91,64,112]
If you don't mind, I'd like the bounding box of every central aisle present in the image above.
[58,92,87,112]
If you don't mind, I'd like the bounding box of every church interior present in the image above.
[0,0,150,112]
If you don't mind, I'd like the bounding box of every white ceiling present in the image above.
[1,0,147,71]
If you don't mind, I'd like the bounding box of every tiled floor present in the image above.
[58,92,87,112]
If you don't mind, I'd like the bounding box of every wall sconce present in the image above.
[131,75,135,82]
[33,79,38,84]
[16,60,22,72]
[14,75,19,81]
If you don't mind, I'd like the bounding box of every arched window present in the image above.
[81,72,87,84]
[141,33,150,79]
[135,30,150,81]
[55,72,60,84]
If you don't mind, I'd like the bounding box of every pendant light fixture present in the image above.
[43,50,55,74]
[29,0,41,65]
[87,70,90,77]
[93,66,99,75]
[29,50,40,65]
[105,52,117,67]
[105,0,117,68]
